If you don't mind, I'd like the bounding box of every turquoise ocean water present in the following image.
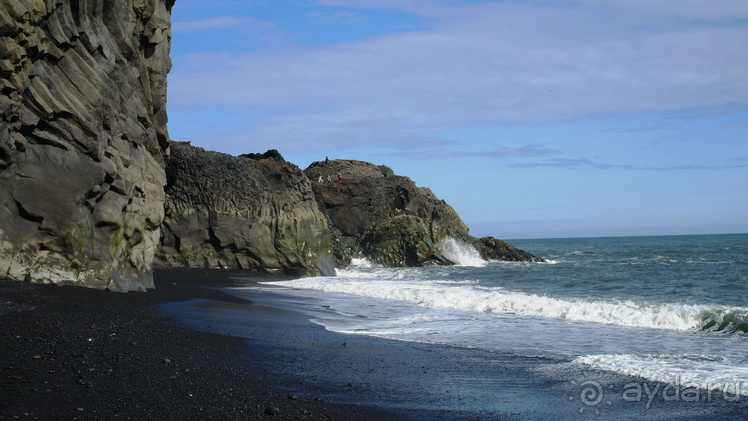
[188,233,748,418]
[245,234,748,401]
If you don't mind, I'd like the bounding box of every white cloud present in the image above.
[568,0,748,21]
[386,144,562,160]
[172,16,256,32]
[306,10,366,25]
[168,1,748,151]
[314,0,447,14]
[316,0,748,22]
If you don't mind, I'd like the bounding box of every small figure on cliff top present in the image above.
[325,156,330,166]
[338,172,343,180]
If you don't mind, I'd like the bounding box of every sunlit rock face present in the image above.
[0,0,174,291]
[158,144,335,277]
[304,160,543,266]
[304,159,469,238]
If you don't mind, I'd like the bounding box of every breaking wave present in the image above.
[436,237,486,267]
[265,276,748,334]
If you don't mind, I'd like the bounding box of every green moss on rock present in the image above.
[360,215,456,267]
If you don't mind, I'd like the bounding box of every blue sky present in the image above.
[167,0,748,239]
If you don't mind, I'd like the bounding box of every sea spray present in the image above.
[348,257,375,268]
[436,237,486,267]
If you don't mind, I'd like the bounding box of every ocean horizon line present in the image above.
[500,231,748,242]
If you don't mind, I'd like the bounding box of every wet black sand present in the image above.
[158,288,558,421]
[0,269,402,420]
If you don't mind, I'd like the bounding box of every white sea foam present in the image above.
[244,234,748,409]
[263,276,748,333]
[436,237,486,267]
[574,353,748,396]
[348,257,375,268]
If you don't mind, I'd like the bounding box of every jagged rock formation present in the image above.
[305,160,543,266]
[158,144,335,276]
[358,215,544,267]
[0,0,174,291]
[359,215,456,267]
[472,236,544,262]
[305,160,467,238]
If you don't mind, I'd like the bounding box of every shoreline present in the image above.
[156,272,574,420]
[5,267,745,420]
[0,269,401,420]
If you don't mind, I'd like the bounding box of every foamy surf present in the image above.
[263,275,748,334]
[245,234,748,418]
[436,237,487,267]
[574,353,748,396]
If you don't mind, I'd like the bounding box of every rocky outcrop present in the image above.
[0,0,174,291]
[305,160,468,237]
[471,236,544,262]
[359,215,456,267]
[358,216,544,267]
[305,160,543,266]
[158,144,335,276]
[158,153,538,272]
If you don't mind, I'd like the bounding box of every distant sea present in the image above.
[223,233,748,418]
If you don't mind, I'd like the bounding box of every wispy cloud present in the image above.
[169,1,748,152]
[483,144,563,159]
[570,0,748,21]
[172,16,256,32]
[510,157,748,171]
[386,144,562,160]
[512,157,599,169]
[318,0,748,20]
[306,10,366,26]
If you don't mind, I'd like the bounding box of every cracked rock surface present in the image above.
[158,144,335,277]
[0,0,174,291]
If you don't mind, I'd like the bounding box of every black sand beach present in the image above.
[5,269,747,421]
[3,269,558,421]
[0,269,405,420]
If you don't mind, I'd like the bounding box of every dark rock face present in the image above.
[472,236,545,263]
[360,215,456,267]
[0,0,174,291]
[359,215,544,267]
[305,160,468,238]
[306,160,543,266]
[158,144,334,276]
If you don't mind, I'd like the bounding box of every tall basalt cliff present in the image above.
[0,0,539,290]
[158,144,335,276]
[0,0,173,291]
